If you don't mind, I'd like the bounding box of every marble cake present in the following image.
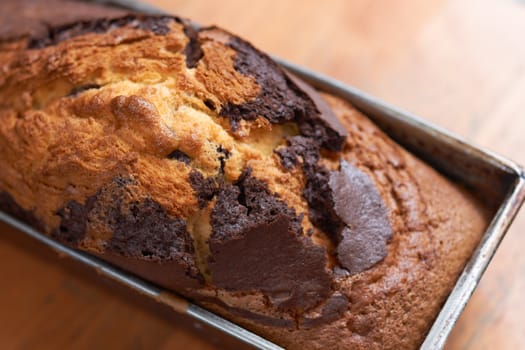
[0,5,488,349]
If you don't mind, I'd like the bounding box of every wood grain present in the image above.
[1,0,524,348]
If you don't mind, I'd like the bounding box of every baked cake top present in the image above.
[0,13,394,310]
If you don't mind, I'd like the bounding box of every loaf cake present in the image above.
[0,1,489,349]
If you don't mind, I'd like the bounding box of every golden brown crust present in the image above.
[204,96,488,349]
[0,17,303,227]
[0,12,489,349]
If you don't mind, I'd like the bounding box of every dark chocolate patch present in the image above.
[183,24,203,68]
[208,170,331,312]
[276,136,344,241]
[329,161,392,274]
[285,72,347,151]
[54,177,203,286]
[96,250,203,291]
[167,150,191,164]
[220,36,301,127]
[210,169,302,239]
[67,83,101,97]
[27,15,177,49]
[275,135,319,170]
[107,198,193,261]
[189,170,222,208]
[0,191,45,231]
[219,36,345,151]
[303,293,349,329]
[302,161,344,241]
[188,147,230,208]
[54,196,96,244]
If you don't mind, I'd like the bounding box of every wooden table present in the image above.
[1,0,524,348]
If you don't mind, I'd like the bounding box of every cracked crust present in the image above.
[0,9,489,350]
[202,96,488,349]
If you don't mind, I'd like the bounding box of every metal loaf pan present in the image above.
[2,0,524,349]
